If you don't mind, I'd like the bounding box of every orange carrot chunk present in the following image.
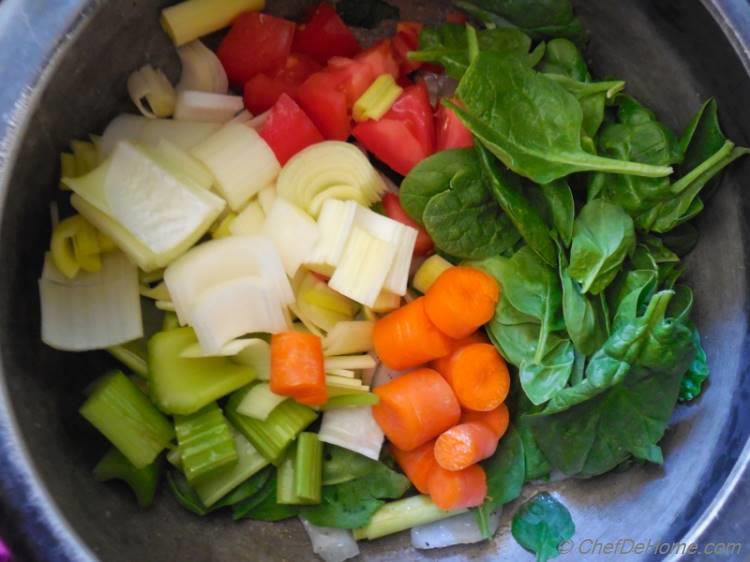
[373,297,456,371]
[391,441,437,494]
[424,267,500,339]
[431,331,488,382]
[434,422,499,471]
[372,368,461,451]
[428,464,487,510]
[447,343,510,412]
[461,403,510,440]
[270,332,327,406]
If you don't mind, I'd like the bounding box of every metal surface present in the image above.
[1,1,750,561]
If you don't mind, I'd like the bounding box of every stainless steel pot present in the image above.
[1,1,750,561]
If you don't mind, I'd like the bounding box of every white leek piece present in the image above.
[294,271,357,332]
[326,375,369,390]
[318,407,384,460]
[411,510,501,549]
[174,91,244,123]
[229,200,265,236]
[191,123,280,211]
[306,199,357,277]
[289,303,325,338]
[237,383,288,420]
[164,236,293,325]
[99,114,220,158]
[179,338,257,358]
[372,291,401,313]
[176,40,229,94]
[127,65,176,119]
[323,321,374,356]
[300,519,360,562]
[191,276,288,354]
[277,142,387,218]
[161,0,265,47]
[324,355,377,371]
[329,228,396,308]
[64,142,225,270]
[326,369,356,379]
[144,139,215,190]
[262,198,320,277]
[39,252,142,351]
[233,339,272,381]
[257,185,276,215]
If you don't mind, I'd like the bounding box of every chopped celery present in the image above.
[295,433,323,503]
[211,466,271,510]
[162,312,180,331]
[262,198,320,277]
[353,495,467,541]
[413,255,454,294]
[353,74,404,122]
[323,321,374,356]
[175,403,238,484]
[324,355,377,371]
[277,448,316,505]
[148,327,255,415]
[232,339,271,381]
[318,407,384,460]
[161,0,265,46]
[193,425,270,506]
[128,65,176,119]
[167,446,182,469]
[321,393,380,411]
[229,200,265,236]
[93,447,161,508]
[226,388,318,464]
[107,340,148,378]
[237,383,288,421]
[80,371,174,468]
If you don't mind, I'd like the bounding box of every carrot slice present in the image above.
[461,403,510,440]
[434,422,498,471]
[428,464,487,510]
[270,332,327,406]
[391,441,437,494]
[431,331,488,382]
[424,267,500,339]
[447,343,510,411]
[372,368,461,451]
[373,297,455,370]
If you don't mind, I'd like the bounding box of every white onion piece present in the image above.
[318,407,384,460]
[179,338,257,358]
[411,510,501,550]
[261,198,320,277]
[231,110,253,125]
[306,199,357,276]
[176,40,229,94]
[40,252,142,351]
[300,519,360,562]
[257,186,276,215]
[229,200,265,236]
[174,91,244,123]
[127,64,177,119]
[145,139,215,191]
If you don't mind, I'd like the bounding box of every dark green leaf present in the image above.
[539,180,575,247]
[322,445,379,486]
[679,324,709,402]
[336,0,399,28]
[608,269,658,330]
[537,38,589,81]
[517,421,552,481]
[211,467,271,510]
[520,335,575,405]
[659,223,699,257]
[233,473,299,522]
[512,493,575,562]
[561,265,608,356]
[167,470,208,516]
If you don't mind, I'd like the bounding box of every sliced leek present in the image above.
[318,407,384,461]
[211,212,237,239]
[413,255,454,294]
[161,0,265,47]
[50,215,112,279]
[354,496,466,541]
[145,139,215,190]
[127,65,177,119]
[174,91,244,123]
[353,75,403,122]
[176,40,229,94]
[323,321,375,356]
[233,338,272,381]
[306,199,357,277]
[229,200,265,236]
[372,291,401,313]
[324,355,377,371]
[180,338,259,358]
[262,198,320,277]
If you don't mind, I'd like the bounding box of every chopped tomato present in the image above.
[276,53,323,84]
[293,3,361,64]
[297,72,351,140]
[382,193,434,256]
[447,12,469,24]
[243,54,322,115]
[217,13,296,87]
[392,22,423,76]
[355,40,399,81]
[260,94,324,165]
[328,57,377,105]
[435,101,474,151]
[387,83,435,156]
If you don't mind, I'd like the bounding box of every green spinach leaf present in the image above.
[517,420,552,481]
[232,473,299,522]
[322,445,379,486]
[537,38,589,81]
[561,263,608,356]
[488,291,542,368]
[679,324,709,402]
[512,493,575,562]
[336,0,399,28]
[520,334,575,405]
[167,470,208,516]
[211,467,271,510]
[539,180,575,248]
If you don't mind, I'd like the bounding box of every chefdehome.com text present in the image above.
[558,538,743,557]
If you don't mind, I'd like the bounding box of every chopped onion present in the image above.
[40,252,143,351]
[324,355,377,371]
[262,198,320,277]
[288,302,325,338]
[411,510,501,550]
[318,406,384,460]
[229,200,265,236]
[233,339,272,381]
[176,40,229,94]
[323,321,374,356]
[257,185,276,215]
[179,338,257,358]
[127,64,177,119]
[144,139,215,190]
[300,519,360,562]
[174,91,244,123]
[191,122,280,211]
[306,199,358,277]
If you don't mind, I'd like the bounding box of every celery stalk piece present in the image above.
[40,252,143,352]
[324,355,377,371]
[257,186,277,216]
[107,340,148,378]
[145,139,215,191]
[175,403,238,484]
[80,371,174,468]
[323,321,375,356]
[318,407,384,460]
[321,393,379,411]
[93,447,161,508]
[262,198,320,277]
[353,496,467,541]
[277,449,316,505]
[353,75,404,122]
[148,327,255,415]
[194,425,270,506]
[237,383,288,421]
[161,0,265,46]
[413,255,454,294]
[329,227,397,308]
[167,446,182,469]
[176,40,229,95]
[191,123,280,211]
[226,389,318,464]
[295,433,323,503]
[229,200,265,236]
[233,339,272,381]
[174,91,245,123]
[306,199,358,276]
[128,65,176,119]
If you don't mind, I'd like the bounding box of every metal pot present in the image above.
[1,1,750,560]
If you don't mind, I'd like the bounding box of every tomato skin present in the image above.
[328,56,377,105]
[382,193,435,256]
[260,94,324,165]
[355,40,400,81]
[387,83,436,157]
[293,3,361,64]
[217,13,296,87]
[243,54,322,115]
[392,22,423,76]
[435,101,474,151]
[296,71,351,140]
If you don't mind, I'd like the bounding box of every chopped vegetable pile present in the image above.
[39,0,748,560]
